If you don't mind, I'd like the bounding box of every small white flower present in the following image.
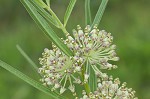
[82,95,88,99]
[84,73,89,83]
[73,78,81,84]
[60,87,66,94]
[68,85,75,93]
[75,66,81,72]
[54,83,60,89]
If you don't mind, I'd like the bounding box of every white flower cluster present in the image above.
[39,46,82,94]
[65,25,119,82]
[66,25,119,70]
[38,25,137,98]
[80,74,137,99]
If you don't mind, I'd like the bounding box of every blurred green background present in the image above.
[0,0,150,99]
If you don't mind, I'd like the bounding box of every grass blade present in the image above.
[89,0,109,91]
[34,0,47,8]
[46,0,50,7]
[20,0,73,56]
[92,0,108,27]
[30,0,59,28]
[16,45,38,71]
[64,0,76,27]
[0,60,66,99]
[85,0,92,25]
[89,66,97,92]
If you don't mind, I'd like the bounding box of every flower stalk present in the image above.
[81,65,91,94]
[45,6,69,35]
[35,0,69,35]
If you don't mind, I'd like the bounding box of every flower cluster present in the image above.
[39,46,82,94]
[65,25,119,81]
[80,74,137,99]
[38,25,137,98]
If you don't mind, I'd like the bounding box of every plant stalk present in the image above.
[81,65,91,95]
[46,6,69,35]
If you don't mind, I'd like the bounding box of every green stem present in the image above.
[46,6,69,35]
[84,83,91,95]
[81,65,91,94]
[61,27,69,35]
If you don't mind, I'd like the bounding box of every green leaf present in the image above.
[30,0,59,27]
[64,0,77,27]
[92,0,108,27]
[20,0,73,56]
[16,45,38,71]
[0,60,66,99]
[46,0,50,7]
[89,65,97,92]
[85,0,92,25]
[34,0,47,8]
[81,63,91,94]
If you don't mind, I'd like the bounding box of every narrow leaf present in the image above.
[92,0,108,27]
[30,0,59,27]
[34,0,47,8]
[85,0,92,25]
[89,66,97,92]
[64,0,76,27]
[0,60,66,99]
[16,45,38,71]
[20,0,73,56]
[81,63,91,94]
[46,0,50,7]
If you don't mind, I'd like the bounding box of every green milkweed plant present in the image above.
[0,0,138,99]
